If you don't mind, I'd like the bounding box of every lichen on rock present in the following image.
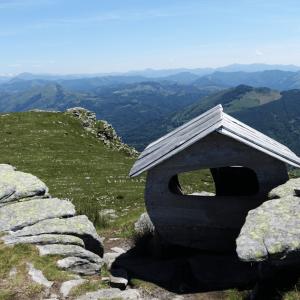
[268,177,300,199]
[10,215,104,257]
[237,194,300,266]
[0,198,75,232]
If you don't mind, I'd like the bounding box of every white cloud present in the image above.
[255,50,263,56]
[170,58,173,63]
[229,44,232,47]
[8,64,21,67]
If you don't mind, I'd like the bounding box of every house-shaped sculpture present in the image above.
[129,104,300,251]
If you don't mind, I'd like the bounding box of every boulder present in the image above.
[134,212,155,234]
[37,244,104,265]
[237,194,300,266]
[268,177,300,199]
[10,215,104,257]
[57,257,102,276]
[1,234,84,247]
[0,198,75,232]
[0,166,49,205]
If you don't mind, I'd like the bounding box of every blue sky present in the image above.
[1,0,300,75]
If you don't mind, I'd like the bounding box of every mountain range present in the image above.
[2,68,300,93]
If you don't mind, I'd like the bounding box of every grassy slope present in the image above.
[0,110,147,230]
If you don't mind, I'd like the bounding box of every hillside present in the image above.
[121,85,300,158]
[0,108,146,227]
[0,81,226,135]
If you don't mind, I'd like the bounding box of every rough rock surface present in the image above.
[1,233,84,247]
[0,198,75,232]
[9,215,104,257]
[74,288,141,300]
[0,166,49,206]
[60,279,88,297]
[237,194,300,266]
[37,244,105,265]
[134,212,155,233]
[268,177,300,199]
[57,257,102,276]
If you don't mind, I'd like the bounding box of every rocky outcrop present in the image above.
[0,164,104,276]
[237,183,300,266]
[237,194,300,265]
[66,107,138,156]
[237,178,300,299]
[8,215,104,257]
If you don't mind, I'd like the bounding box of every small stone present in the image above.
[101,277,110,281]
[134,212,155,234]
[109,268,128,289]
[109,214,118,219]
[60,279,88,297]
[104,252,121,269]
[26,262,53,288]
[9,267,17,276]
[100,209,115,215]
[110,247,126,254]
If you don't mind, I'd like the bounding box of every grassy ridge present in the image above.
[0,110,146,230]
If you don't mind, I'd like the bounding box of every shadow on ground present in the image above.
[113,241,258,295]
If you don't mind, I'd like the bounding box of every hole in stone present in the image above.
[169,169,216,195]
[169,167,259,196]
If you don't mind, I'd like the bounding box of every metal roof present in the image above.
[129,104,300,177]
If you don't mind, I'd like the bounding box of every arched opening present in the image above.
[210,166,259,196]
[169,167,259,196]
[169,169,216,195]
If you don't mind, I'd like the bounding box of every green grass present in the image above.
[0,110,147,231]
[225,288,250,300]
[69,280,109,297]
[0,233,73,296]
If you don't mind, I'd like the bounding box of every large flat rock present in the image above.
[0,198,75,232]
[10,215,104,257]
[37,244,104,265]
[1,233,84,247]
[268,178,300,199]
[0,166,49,205]
[237,194,300,266]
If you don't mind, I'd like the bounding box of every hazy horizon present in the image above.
[2,0,300,76]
